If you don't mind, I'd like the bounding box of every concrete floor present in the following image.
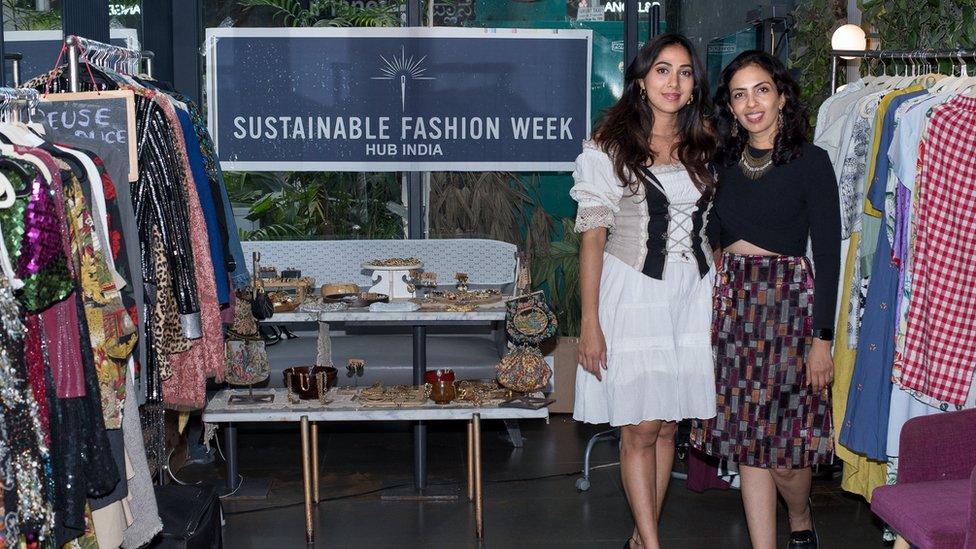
[181,416,887,548]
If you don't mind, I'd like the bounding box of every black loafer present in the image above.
[787,529,818,549]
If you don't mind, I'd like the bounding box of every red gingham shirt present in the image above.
[901,95,976,405]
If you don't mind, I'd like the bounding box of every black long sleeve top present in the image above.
[707,142,841,332]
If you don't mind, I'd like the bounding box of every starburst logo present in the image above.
[371,46,435,111]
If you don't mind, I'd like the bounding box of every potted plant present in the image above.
[532,218,581,414]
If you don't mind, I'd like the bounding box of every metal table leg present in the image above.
[467,419,475,502]
[413,324,428,491]
[300,416,314,544]
[312,422,320,503]
[224,423,238,492]
[473,413,483,539]
[503,419,524,448]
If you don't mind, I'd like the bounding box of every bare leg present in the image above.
[769,467,813,532]
[739,465,777,549]
[654,421,678,515]
[621,421,663,549]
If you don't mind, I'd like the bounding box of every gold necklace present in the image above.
[739,148,774,180]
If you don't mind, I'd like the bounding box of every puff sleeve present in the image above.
[570,142,624,233]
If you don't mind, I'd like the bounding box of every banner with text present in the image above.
[206,28,592,172]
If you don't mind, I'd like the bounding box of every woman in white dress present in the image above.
[571,33,718,549]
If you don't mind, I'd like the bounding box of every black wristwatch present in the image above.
[814,328,834,342]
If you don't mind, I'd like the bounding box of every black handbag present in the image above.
[250,252,274,320]
[250,288,274,320]
[150,484,222,549]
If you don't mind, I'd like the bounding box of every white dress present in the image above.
[571,155,717,426]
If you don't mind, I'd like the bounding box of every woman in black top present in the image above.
[691,51,840,549]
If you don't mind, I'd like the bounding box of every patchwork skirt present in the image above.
[691,253,834,469]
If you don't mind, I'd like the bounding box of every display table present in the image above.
[271,306,507,324]
[265,304,509,492]
[203,387,549,543]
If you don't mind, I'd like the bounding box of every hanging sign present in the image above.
[37,90,139,185]
[206,27,592,172]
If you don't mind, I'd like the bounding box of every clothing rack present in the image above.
[830,48,976,93]
[64,35,155,92]
[0,87,40,104]
[4,53,22,87]
[0,87,39,122]
[141,50,155,79]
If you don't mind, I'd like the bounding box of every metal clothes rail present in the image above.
[65,34,155,91]
[830,48,976,93]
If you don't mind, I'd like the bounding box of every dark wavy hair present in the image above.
[713,50,809,167]
[593,33,716,192]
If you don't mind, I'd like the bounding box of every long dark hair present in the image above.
[713,50,809,167]
[593,33,716,192]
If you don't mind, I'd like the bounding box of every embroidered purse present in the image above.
[505,291,557,346]
[496,291,557,393]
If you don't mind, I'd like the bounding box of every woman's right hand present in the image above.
[578,321,608,381]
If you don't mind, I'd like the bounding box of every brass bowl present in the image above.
[283,366,337,400]
[430,380,457,405]
[321,283,359,297]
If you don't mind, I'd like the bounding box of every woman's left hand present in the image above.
[806,338,834,392]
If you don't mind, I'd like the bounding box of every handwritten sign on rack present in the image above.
[37,90,138,184]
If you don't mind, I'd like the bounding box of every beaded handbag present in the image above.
[496,291,557,393]
[505,291,557,346]
[224,291,270,385]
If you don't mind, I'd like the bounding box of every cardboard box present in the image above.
[546,337,579,414]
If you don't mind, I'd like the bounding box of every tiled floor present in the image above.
[180,416,886,548]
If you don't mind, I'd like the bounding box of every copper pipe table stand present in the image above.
[204,388,549,544]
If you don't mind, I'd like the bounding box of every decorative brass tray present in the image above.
[351,383,429,408]
[413,289,503,307]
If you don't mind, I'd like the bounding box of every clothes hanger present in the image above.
[928,53,961,94]
[892,52,919,88]
[0,158,26,289]
[0,113,44,147]
[6,89,47,138]
[22,91,47,137]
[872,54,889,86]
[0,91,45,147]
[859,56,880,86]
[950,52,976,96]
[0,226,24,290]
[0,111,53,185]
[915,55,947,89]
[0,158,38,189]
[0,171,15,208]
[878,53,904,90]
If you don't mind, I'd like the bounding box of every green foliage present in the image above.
[3,1,62,30]
[789,0,843,129]
[429,172,552,252]
[239,0,401,27]
[791,0,976,128]
[531,218,581,338]
[860,0,976,52]
[224,171,404,240]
